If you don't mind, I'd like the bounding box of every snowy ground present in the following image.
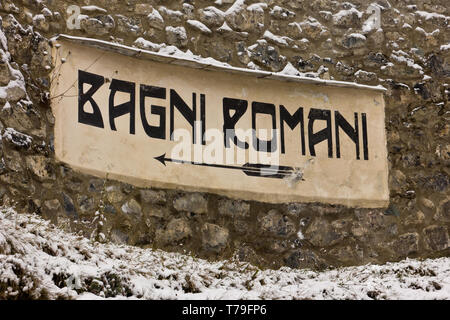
[0,207,448,300]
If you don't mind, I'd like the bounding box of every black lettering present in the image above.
[140,85,166,140]
[170,89,196,144]
[223,97,249,149]
[252,102,277,152]
[335,111,359,160]
[362,113,369,160]
[78,70,104,128]
[308,108,332,158]
[200,94,206,145]
[109,78,136,134]
[280,105,305,155]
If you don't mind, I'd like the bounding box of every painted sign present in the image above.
[51,35,389,207]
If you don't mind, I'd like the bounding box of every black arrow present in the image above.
[154,153,302,179]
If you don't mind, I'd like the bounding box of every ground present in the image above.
[0,207,448,300]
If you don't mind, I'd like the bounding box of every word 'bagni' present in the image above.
[78,70,369,160]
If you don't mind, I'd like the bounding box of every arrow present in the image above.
[154,153,303,179]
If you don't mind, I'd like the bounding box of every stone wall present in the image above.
[0,0,448,269]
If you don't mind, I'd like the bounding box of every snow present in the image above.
[0,29,8,51]
[1,128,32,147]
[81,5,107,13]
[54,34,386,92]
[147,8,163,22]
[441,43,450,52]
[247,3,268,13]
[263,30,289,47]
[333,8,362,24]
[347,33,366,41]
[134,37,162,52]
[225,0,246,15]
[270,5,295,19]
[415,11,449,22]
[390,50,423,73]
[1,207,449,300]
[279,62,302,77]
[216,21,232,32]
[158,6,184,20]
[186,20,212,34]
[201,6,225,19]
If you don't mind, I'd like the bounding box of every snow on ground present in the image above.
[0,207,449,300]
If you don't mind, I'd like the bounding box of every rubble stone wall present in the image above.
[0,0,448,269]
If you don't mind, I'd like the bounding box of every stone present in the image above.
[1,101,37,133]
[115,15,142,36]
[232,219,249,234]
[286,22,302,39]
[146,206,168,218]
[268,239,290,253]
[110,229,129,245]
[404,210,425,226]
[105,185,125,203]
[4,150,22,172]
[201,223,229,253]
[423,225,449,251]
[420,197,435,212]
[182,4,195,20]
[88,179,104,193]
[259,209,295,237]
[44,199,60,211]
[354,70,377,83]
[186,20,212,34]
[104,204,117,215]
[341,33,366,49]
[61,193,77,218]
[427,54,450,78]
[32,14,49,32]
[418,173,449,193]
[140,189,166,205]
[364,52,388,68]
[135,3,154,15]
[328,245,363,263]
[217,22,248,41]
[247,39,286,72]
[286,203,308,215]
[332,8,362,28]
[304,218,343,247]
[392,233,419,257]
[224,0,248,31]
[173,193,207,214]
[5,84,27,102]
[80,15,115,36]
[235,245,260,264]
[77,195,96,213]
[147,8,165,30]
[165,26,188,48]
[269,5,295,20]
[26,155,55,181]
[246,3,266,30]
[0,60,11,86]
[284,249,325,270]
[217,199,250,218]
[299,17,326,39]
[198,6,225,27]
[235,41,250,65]
[121,199,142,218]
[158,7,184,24]
[355,209,390,231]
[435,200,450,222]
[156,218,192,244]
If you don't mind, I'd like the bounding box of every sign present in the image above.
[51,35,389,207]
